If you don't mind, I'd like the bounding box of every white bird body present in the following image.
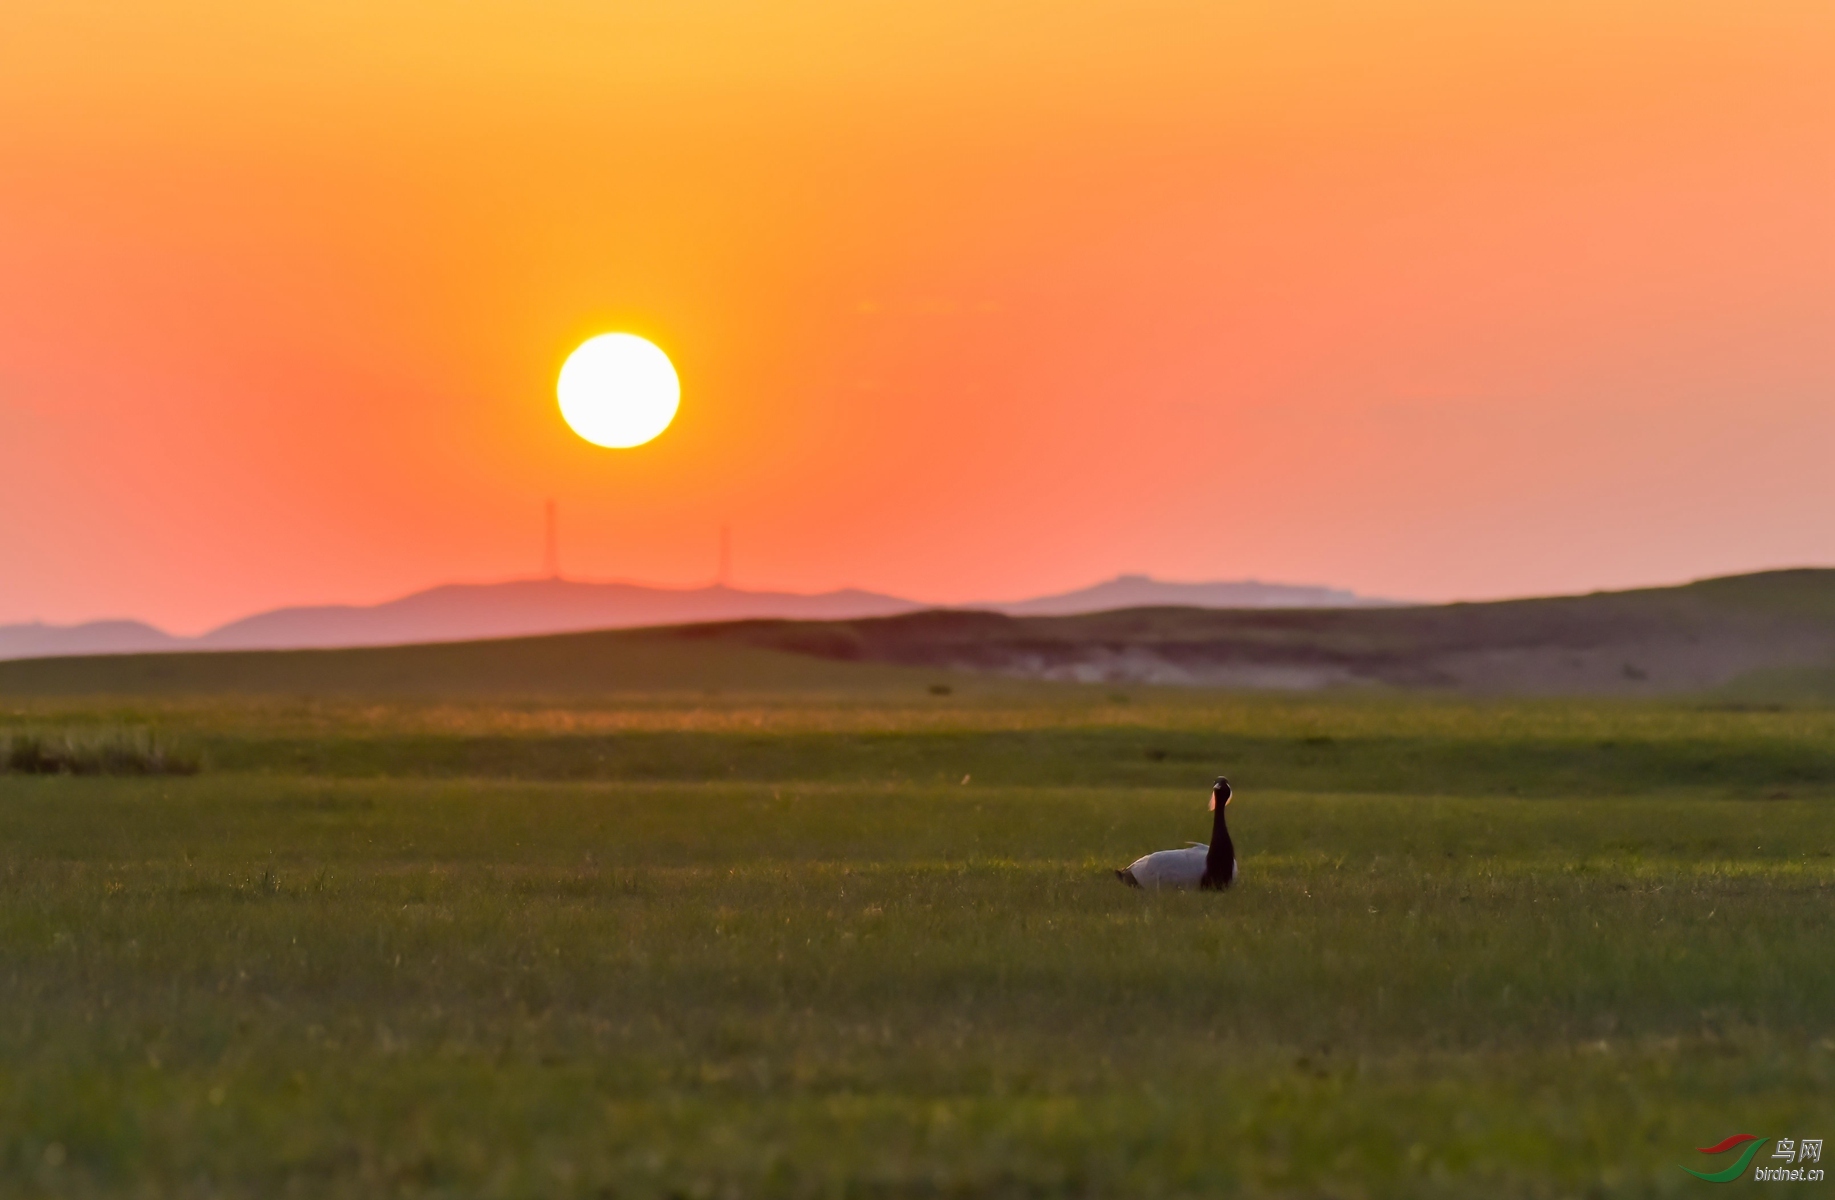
[1121,843,1234,890]
[1114,777,1239,891]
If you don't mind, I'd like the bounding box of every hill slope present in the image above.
[687,569,1835,696]
[3,569,1830,698]
[0,620,181,660]
[194,579,922,651]
[0,575,1390,661]
[0,627,939,697]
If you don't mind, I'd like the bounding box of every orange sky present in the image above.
[3,1,1831,632]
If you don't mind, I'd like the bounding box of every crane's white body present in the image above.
[1115,778,1238,891]
[1122,843,1222,890]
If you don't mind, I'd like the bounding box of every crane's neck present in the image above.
[1205,799,1235,886]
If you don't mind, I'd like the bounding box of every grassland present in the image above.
[0,643,1830,1197]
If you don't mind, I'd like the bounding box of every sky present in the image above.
[2,0,1831,634]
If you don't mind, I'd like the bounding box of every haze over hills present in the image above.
[0,580,919,661]
[693,569,1835,697]
[0,620,183,662]
[0,575,1393,661]
[993,574,1389,616]
[196,580,923,652]
[2,569,1832,699]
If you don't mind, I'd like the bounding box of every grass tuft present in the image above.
[0,727,200,776]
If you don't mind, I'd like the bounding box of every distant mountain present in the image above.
[10,569,1834,699]
[0,620,181,661]
[195,579,923,651]
[985,574,1394,616]
[0,581,925,661]
[0,573,1390,661]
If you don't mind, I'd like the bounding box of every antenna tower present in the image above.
[717,525,732,587]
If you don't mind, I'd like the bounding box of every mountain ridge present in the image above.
[0,574,1390,661]
[2,569,1831,698]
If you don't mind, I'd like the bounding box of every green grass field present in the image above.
[1,643,1831,1197]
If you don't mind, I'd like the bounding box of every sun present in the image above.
[556,333,680,449]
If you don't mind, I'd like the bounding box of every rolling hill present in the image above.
[0,620,182,661]
[1,568,1831,699]
[685,569,1835,696]
[194,579,922,650]
[0,574,1391,661]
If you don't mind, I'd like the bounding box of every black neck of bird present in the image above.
[1206,800,1234,878]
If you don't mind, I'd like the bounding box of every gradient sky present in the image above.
[3,1,1831,633]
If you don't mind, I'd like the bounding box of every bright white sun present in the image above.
[556,333,680,449]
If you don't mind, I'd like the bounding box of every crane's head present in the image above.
[1210,776,1232,811]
